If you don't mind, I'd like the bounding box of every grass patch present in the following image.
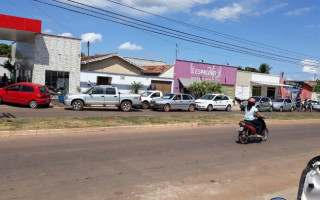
[0,112,320,131]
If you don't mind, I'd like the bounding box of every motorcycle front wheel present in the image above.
[238,132,249,144]
[261,128,269,141]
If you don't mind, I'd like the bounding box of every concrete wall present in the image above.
[235,71,252,99]
[159,66,174,78]
[0,56,10,77]
[80,71,174,94]
[82,56,142,75]
[33,34,81,93]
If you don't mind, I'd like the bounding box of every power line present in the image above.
[99,0,320,60]
[34,0,320,67]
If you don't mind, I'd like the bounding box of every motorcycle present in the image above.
[237,116,269,144]
[48,86,67,97]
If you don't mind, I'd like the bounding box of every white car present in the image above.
[140,90,163,109]
[196,94,234,111]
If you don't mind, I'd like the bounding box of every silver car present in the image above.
[150,93,196,112]
[272,98,296,112]
[313,102,320,111]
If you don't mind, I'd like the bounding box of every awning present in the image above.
[179,78,202,87]
[251,81,293,87]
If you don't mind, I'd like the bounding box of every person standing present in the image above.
[1,73,9,86]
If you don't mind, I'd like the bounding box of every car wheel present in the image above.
[279,106,283,112]
[226,105,231,112]
[141,101,150,109]
[121,101,132,112]
[72,100,84,111]
[0,95,2,104]
[207,105,213,112]
[29,100,39,109]
[269,106,273,112]
[188,104,195,112]
[290,106,294,112]
[163,104,170,112]
[241,108,244,111]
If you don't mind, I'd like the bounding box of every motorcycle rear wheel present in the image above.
[238,132,249,144]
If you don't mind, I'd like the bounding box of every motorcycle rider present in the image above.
[244,97,265,136]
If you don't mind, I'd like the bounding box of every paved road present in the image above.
[0,123,318,200]
[0,103,245,118]
[0,103,318,119]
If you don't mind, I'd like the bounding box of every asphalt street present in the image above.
[0,103,318,119]
[0,123,318,200]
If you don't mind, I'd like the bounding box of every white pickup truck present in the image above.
[63,85,141,112]
[140,90,163,109]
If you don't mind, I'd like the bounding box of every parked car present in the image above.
[272,98,296,112]
[140,90,163,109]
[313,102,320,111]
[63,85,141,111]
[195,93,233,111]
[0,82,51,108]
[240,96,273,112]
[150,93,196,112]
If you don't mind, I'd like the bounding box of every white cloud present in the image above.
[284,7,312,16]
[43,29,53,34]
[81,33,102,43]
[119,42,143,50]
[308,24,320,28]
[261,3,288,14]
[197,3,246,21]
[58,32,73,37]
[300,59,320,75]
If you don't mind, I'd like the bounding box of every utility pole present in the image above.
[87,41,90,70]
[175,43,178,60]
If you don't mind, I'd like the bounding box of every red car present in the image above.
[0,82,51,108]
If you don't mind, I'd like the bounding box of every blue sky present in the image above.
[1,0,320,81]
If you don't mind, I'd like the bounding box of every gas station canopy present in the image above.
[0,14,41,41]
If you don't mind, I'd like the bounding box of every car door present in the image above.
[104,87,118,105]
[18,85,34,104]
[4,85,21,103]
[172,94,182,109]
[212,95,222,109]
[182,94,192,110]
[286,99,293,110]
[220,95,230,110]
[261,97,269,110]
[85,87,105,105]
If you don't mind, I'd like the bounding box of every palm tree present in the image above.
[259,63,272,74]
[130,81,143,94]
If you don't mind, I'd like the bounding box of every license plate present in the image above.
[237,127,244,131]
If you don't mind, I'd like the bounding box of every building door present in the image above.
[151,80,172,95]
[267,87,275,99]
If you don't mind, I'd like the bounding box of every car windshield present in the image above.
[83,87,94,94]
[200,94,215,100]
[141,92,153,97]
[162,94,175,99]
[273,99,284,102]
[252,97,261,102]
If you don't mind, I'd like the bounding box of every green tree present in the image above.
[81,52,86,57]
[259,63,272,74]
[244,67,259,72]
[187,81,223,97]
[130,81,143,94]
[314,79,320,94]
[0,43,12,57]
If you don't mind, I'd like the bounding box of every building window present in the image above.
[252,86,261,96]
[45,70,69,92]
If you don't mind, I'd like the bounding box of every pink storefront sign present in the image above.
[173,60,237,92]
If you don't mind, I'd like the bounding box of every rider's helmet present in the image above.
[248,98,256,104]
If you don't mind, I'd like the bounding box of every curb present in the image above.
[1,119,320,137]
